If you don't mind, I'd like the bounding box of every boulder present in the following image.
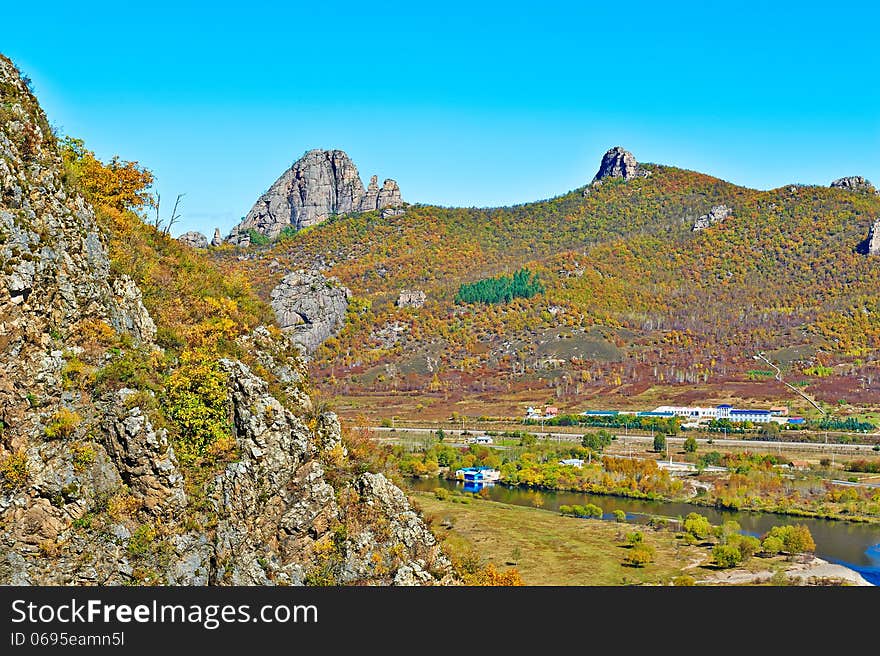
[270,270,351,356]
[177,231,208,249]
[397,289,426,308]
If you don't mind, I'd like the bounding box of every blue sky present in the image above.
[3,1,878,236]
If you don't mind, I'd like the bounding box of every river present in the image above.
[406,477,880,585]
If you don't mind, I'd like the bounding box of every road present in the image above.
[364,426,879,453]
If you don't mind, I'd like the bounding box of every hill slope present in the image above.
[229,152,880,418]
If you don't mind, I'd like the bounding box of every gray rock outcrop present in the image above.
[830,176,877,195]
[692,204,733,231]
[397,289,426,308]
[177,231,208,249]
[209,359,452,585]
[591,146,650,185]
[103,389,187,513]
[227,150,404,245]
[868,219,880,256]
[270,269,351,356]
[211,227,223,247]
[0,53,155,443]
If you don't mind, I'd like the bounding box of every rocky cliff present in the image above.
[0,55,452,586]
[270,269,351,356]
[227,149,403,245]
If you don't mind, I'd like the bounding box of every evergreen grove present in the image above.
[455,268,544,304]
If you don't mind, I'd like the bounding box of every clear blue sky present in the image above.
[3,1,878,236]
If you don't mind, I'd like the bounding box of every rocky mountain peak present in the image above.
[226,149,403,245]
[830,176,877,195]
[591,146,650,185]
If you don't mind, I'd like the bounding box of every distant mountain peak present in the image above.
[227,149,403,246]
[830,175,877,195]
[591,146,651,185]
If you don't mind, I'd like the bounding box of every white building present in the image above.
[653,404,773,424]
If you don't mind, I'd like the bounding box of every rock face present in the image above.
[227,150,403,245]
[0,53,155,443]
[210,227,223,247]
[0,55,452,587]
[830,176,877,195]
[177,231,208,249]
[591,146,650,185]
[270,270,351,356]
[397,289,426,308]
[692,204,733,231]
[868,219,880,256]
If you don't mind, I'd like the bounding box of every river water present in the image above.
[406,477,880,585]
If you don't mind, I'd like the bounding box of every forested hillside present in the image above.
[225,157,880,417]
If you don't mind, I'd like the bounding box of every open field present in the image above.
[413,491,707,585]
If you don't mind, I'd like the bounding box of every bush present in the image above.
[434,487,450,501]
[162,353,232,465]
[624,544,655,567]
[583,503,603,518]
[683,512,712,540]
[761,536,784,555]
[625,531,644,546]
[712,544,743,568]
[683,436,697,453]
[44,409,82,440]
[613,509,627,522]
[0,450,29,490]
[672,575,696,586]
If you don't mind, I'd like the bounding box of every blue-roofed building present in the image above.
[454,467,501,484]
[579,410,619,417]
[788,417,806,425]
[636,411,675,418]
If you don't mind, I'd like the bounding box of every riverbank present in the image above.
[412,491,869,586]
[701,556,873,586]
